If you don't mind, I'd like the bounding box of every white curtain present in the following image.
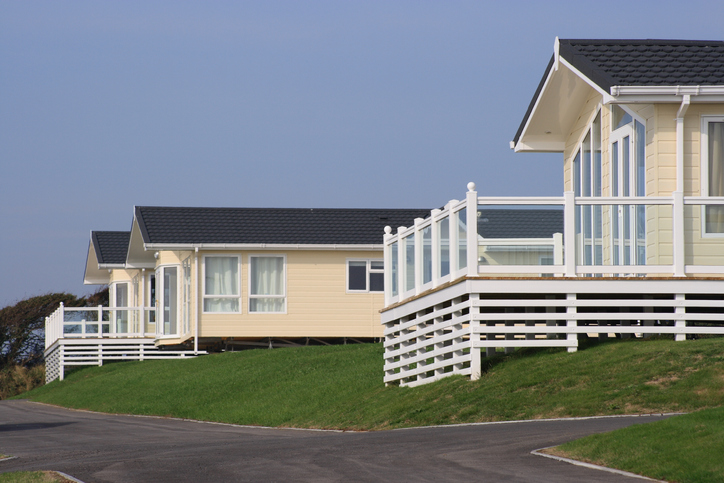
[708,122,724,233]
[250,257,284,312]
[204,257,238,312]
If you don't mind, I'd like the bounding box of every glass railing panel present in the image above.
[684,204,724,268]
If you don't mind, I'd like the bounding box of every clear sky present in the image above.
[1,0,723,307]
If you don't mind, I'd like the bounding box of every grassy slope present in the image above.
[555,406,724,483]
[19,337,724,430]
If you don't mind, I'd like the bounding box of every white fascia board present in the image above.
[611,85,724,96]
[558,57,613,103]
[98,263,126,269]
[513,140,566,153]
[143,243,384,251]
[124,262,156,269]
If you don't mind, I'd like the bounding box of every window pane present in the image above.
[205,257,238,295]
[457,208,467,271]
[612,105,632,130]
[422,226,432,284]
[404,236,415,292]
[348,261,367,291]
[250,298,284,312]
[370,272,384,292]
[635,121,646,196]
[204,298,239,312]
[439,217,450,277]
[250,257,284,295]
[370,261,384,270]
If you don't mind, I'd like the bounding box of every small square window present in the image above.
[347,260,384,293]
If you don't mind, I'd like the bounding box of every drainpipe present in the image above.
[194,247,199,354]
[673,95,690,277]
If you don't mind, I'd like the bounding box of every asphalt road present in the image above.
[0,400,669,482]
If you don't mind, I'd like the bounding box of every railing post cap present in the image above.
[467,182,476,192]
[384,226,392,235]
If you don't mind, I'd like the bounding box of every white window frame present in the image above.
[248,254,287,314]
[346,259,384,293]
[202,255,241,314]
[609,105,648,265]
[700,115,724,237]
[156,264,180,337]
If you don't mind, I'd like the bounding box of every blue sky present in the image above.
[1,1,723,307]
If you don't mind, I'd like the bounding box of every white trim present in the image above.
[247,254,287,314]
[201,254,241,314]
[611,85,724,96]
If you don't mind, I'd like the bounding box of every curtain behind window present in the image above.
[250,257,284,312]
[708,122,724,233]
[204,257,238,312]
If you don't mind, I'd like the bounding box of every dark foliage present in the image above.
[0,287,109,369]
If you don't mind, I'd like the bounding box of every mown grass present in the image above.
[554,406,724,483]
[0,471,72,483]
[18,337,724,430]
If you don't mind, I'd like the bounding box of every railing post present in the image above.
[466,183,478,277]
[383,226,393,306]
[563,191,576,277]
[414,218,424,295]
[449,203,459,277]
[673,191,685,277]
[98,305,103,338]
[553,233,564,268]
[397,226,407,298]
[430,209,441,287]
[566,293,578,352]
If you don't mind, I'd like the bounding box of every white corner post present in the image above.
[397,226,407,298]
[430,209,441,287]
[563,191,576,277]
[466,183,478,277]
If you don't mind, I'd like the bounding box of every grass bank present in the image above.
[553,406,724,483]
[18,337,724,430]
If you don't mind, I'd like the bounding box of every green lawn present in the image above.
[19,337,724,430]
[554,406,724,483]
[0,472,71,483]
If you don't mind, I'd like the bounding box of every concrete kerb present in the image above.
[532,447,667,482]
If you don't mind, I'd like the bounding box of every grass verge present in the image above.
[0,471,74,483]
[16,337,724,430]
[552,406,724,483]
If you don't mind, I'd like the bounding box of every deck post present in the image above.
[414,218,424,295]
[470,293,481,380]
[563,192,576,277]
[675,293,686,341]
[567,293,578,352]
[466,183,479,277]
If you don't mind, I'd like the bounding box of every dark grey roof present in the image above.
[477,209,563,239]
[92,231,131,265]
[559,39,724,90]
[135,207,430,245]
[513,39,724,146]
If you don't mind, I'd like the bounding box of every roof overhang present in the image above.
[83,239,112,285]
[608,85,724,104]
[512,53,610,153]
[126,214,156,269]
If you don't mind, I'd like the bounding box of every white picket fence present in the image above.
[382,278,724,387]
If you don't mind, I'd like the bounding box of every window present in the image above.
[610,105,647,263]
[249,255,285,313]
[348,259,384,292]
[157,266,178,336]
[113,282,129,333]
[702,116,724,234]
[182,257,192,333]
[203,256,240,313]
[573,110,602,266]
